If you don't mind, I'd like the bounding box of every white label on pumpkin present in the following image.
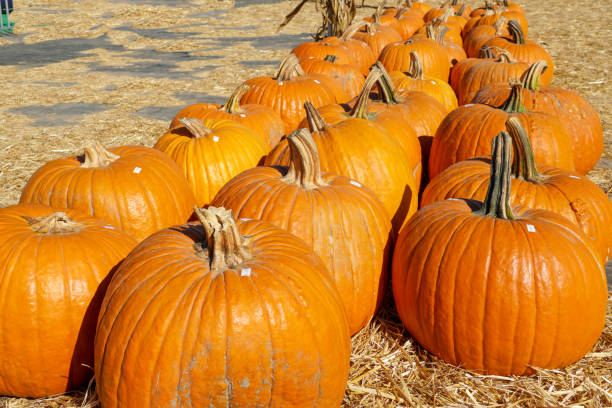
[350,180,361,187]
[569,175,580,179]
[241,268,252,277]
[313,79,320,84]
[239,113,247,118]
[278,81,284,86]
[398,88,406,92]
[526,224,536,232]
[430,80,437,85]
[448,198,461,201]
[213,136,220,142]
[240,218,252,221]
[133,167,142,174]
[104,225,114,230]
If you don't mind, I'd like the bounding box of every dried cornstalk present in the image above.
[279,0,356,39]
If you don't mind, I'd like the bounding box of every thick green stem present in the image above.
[520,60,547,91]
[350,68,383,118]
[223,84,249,114]
[507,19,525,44]
[194,206,251,271]
[498,80,527,113]
[476,132,514,219]
[282,128,327,189]
[303,102,328,132]
[506,116,540,181]
[373,62,400,104]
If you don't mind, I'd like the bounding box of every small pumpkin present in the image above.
[327,22,378,75]
[352,19,403,57]
[471,60,604,174]
[463,16,509,57]
[20,142,196,242]
[168,84,285,147]
[393,130,608,376]
[393,7,426,39]
[292,38,357,67]
[300,55,366,103]
[94,206,351,407]
[462,3,527,37]
[400,0,432,17]
[483,20,554,84]
[239,54,337,132]
[424,1,471,21]
[0,205,136,397]
[429,81,575,179]
[423,117,612,263]
[212,129,393,334]
[388,51,458,112]
[154,118,268,207]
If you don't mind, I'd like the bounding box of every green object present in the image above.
[1,12,14,33]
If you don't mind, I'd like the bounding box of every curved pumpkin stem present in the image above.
[223,84,249,114]
[180,117,213,138]
[82,141,120,168]
[507,19,525,44]
[276,54,306,80]
[303,102,328,132]
[438,7,454,22]
[373,62,400,105]
[477,131,514,219]
[350,68,382,119]
[340,21,368,40]
[520,60,547,92]
[498,80,527,113]
[282,128,328,189]
[194,206,252,271]
[492,14,507,34]
[395,7,410,19]
[506,117,541,181]
[455,3,467,16]
[480,46,515,62]
[26,212,84,234]
[406,51,425,79]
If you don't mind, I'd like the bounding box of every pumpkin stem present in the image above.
[395,7,409,18]
[507,19,525,44]
[340,21,367,40]
[223,84,249,114]
[194,206,252,271]
[282,128,328,189]
[498,80,527,113]
[480,46,515,62]
[439,7,454,22]
[456,3,467,16]
[304,102,328,132]
[520,60,547,92]
[276,54,305,80]
[506,117,541,181]
[82,141,120,168]
[350,68,381,119]
[492,15,507,34]
[26,212,84,234]
[406,51,425,79]
[476,131,514,219]
[373,62,400,104]
[324,54,338,63]
[180,117,213,138]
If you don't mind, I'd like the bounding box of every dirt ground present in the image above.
[0,0,610,406]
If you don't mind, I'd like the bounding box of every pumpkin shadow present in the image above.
[391,184,414,234]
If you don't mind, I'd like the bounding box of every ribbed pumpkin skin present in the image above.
[395,12,425,39]
[240,76,337,132]
[211,167,393,334]
[94,218,350,408]
[422,159,612,263]
[353,26,403,57]
[292,41,357,66]
[463,24,510,58]
[20,146,196,242]
[300,57,366,103]
[0,204,136,397]
[428,106,574,179]
[379,39,450,81]
[392,199,607,375]
[472,85,604,174]
[265,119,418,232]
[154,118,268,207]
[390,71,458,112]
[320,36,377,76]
[168,102,284,148]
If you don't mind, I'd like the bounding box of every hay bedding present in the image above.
[0,0,610,406]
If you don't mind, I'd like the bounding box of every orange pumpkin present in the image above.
[400,0,432,17]
[299,55,366,103]
[0,205,136,397]
[94,206,351,407]
[483,20,553,84]
[424,1,471,21]
[422,117,612,263]
[463,16,509,57]
[463,6,527,37]
[325,22,378,76]
[239,54,337,132]
[393,7,426,39]
[379,34,451,81]
[389,51,458,112]
[168,85,285,148]
[291,38,357,66]
[393,130,607,375]
[20,142,196,242]
[212,129,393,334]
[154,118,268,207]
[429,81,575,179]
[471,61,604,174]
[352,19,403,57]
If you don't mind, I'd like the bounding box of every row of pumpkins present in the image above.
[2,0,610,406]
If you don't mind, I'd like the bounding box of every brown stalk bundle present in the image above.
[279,0,357,39]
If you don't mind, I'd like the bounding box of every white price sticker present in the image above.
[350,180,361,187]
[241,268,251,277]
[133,167,142,174]
[526,224,536,232]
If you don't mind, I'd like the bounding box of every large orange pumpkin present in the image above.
[168,84,285,148]
[0,205,136,397]
[211,129,393,334]
[471,60,604,174]
[428,81,575,180]
[463,16,509,57]
[352,19,403,57]
[299,55,366,103]
[94,206,351,408]
[239,54,337,132]
[393,131,608,376]
[423,117,612,263]
[154,118,268,207]
[323,22,377,76]
[20,142,196,242]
